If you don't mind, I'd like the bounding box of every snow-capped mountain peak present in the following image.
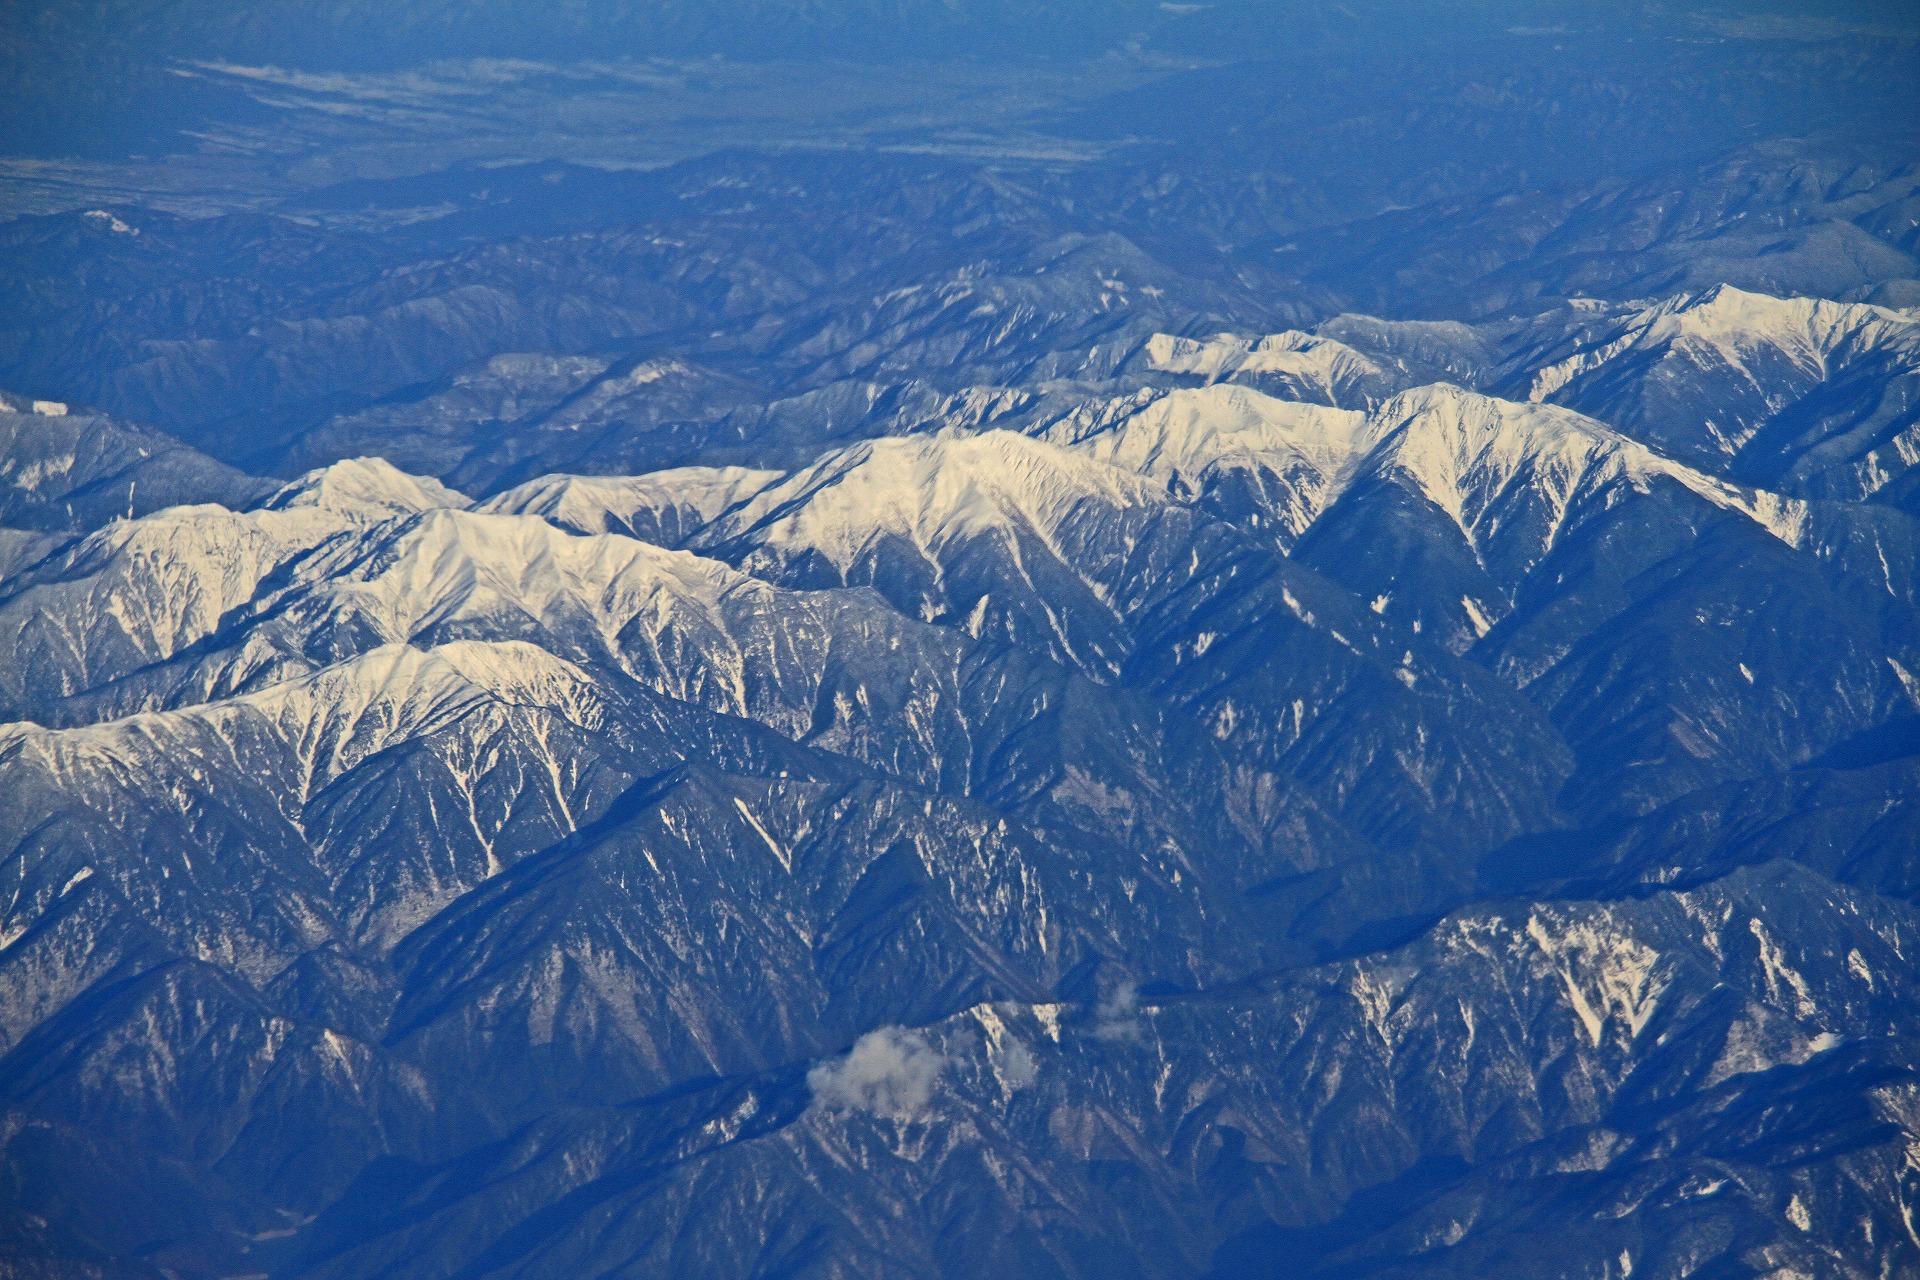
[1048,384,1368,542]
[479,466,781,542]
[0,640,606,795]
[1365,384,1630,541]
[698,429,1166,571]
[1521,285,1920,456]
[1365,383,1810,555]
[1141,329,1388,403]
[264,456,473,519]
[279,507,751,656]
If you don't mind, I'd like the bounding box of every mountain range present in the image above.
[2,4,1919,1277]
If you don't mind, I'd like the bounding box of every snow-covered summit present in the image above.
[1510,284,1920,494]
[1366,384,1634,545]
[1045,380,1811,560]
[250,639,605,737]
[1141,329,1389,405]
[264,457,471,519]
[0,501,358,692]
[0,491,775,727]
[0,640,605,794]
[1524,285,1920,426]
[277,507,752,652]
[1058,384,1366,481]
[1042,384,1365,543]
[694,430,1167,572]
[480,466,781,542]
[1360,383,1810,554]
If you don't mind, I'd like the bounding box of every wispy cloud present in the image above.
[808,1026,947,1120]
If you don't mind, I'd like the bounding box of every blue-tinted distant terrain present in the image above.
[1,4,1918,1277]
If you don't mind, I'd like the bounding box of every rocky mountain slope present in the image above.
[2,6,1918,1276]
[3,342,1918,1277]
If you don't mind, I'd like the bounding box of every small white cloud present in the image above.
[808,1026,946,1120]
[1001,1039,1038,1090]
[1093,977,1141,1041]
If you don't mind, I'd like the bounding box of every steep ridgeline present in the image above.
[499,380,1919,821]
[0,391,268,533]
[1,374,1918,1274]
[0,0,1916,1260]
[281,864,1920,1280]
[485,429,1571,868]
[1498,286,1920,511]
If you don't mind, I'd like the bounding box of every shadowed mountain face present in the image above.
[2,5,1919,1279]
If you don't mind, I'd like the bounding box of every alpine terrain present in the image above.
[0,2,1918,1277]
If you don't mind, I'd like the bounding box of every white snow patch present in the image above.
[83,210,136,235]
[692,431,1161,622]
[1525,913,1667,1046]
[1049,384,1367,544]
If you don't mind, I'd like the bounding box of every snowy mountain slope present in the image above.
[1292,384,1816,650]
[1504,285,1920,510]
[1021,379,1920,816]
[0,501,356,719]
[531,426,1577,861]
[1039,380,1812,575]
[469,384,1920,844]
[477,464,781,544]
[270,863,1920,1280]
[1127,314,1497,409]
[0,428,1909,1279]
[0,458,465,722]
[0,649,1337,1168]
[0,390,269,535]
[0,468,1405,971]
[263,455,471,518]
[687,429,1180,674]
[3,20,1919,1277]
[11,388,1890,849]
[1041,384,1368,549]
[0,642,657,976]
[1278,386,1917,812]
[1132,329,1396,407]
[377,756,1316,1131]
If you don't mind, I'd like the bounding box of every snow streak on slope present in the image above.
[0,641,605,798]
[251,507,777,717]
[1365,384,1812,561]
[1518,285,1920,493]
[0,459,480,716]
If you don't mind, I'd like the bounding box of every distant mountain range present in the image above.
[2,5,1918,1277]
